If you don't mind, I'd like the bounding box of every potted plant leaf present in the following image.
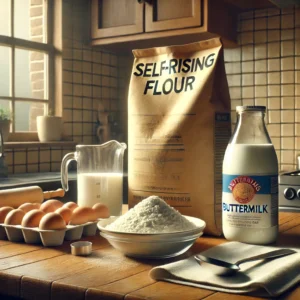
[37,109,63,142]
[0,109,11,142]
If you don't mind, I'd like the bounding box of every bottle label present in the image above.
[222,174,278,229]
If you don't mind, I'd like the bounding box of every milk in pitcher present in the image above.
[78,173,123,216]
[222,106,278,245]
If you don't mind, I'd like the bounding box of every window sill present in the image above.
[4,141,77,149]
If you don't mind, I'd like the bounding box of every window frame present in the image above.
[0,0,62,142]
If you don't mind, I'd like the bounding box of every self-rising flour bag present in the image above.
[128,38,231,236]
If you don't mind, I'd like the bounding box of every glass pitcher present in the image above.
[61,140,127,216]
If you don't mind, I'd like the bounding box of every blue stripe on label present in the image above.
[223,174,278,194]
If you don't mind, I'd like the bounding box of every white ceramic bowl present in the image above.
[97,216,206,259]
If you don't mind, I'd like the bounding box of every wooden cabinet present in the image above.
[145,0,202,32]
[91,0,143,38]
[91,0,238,52]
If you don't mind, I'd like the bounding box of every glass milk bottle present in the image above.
[222,106,278,244]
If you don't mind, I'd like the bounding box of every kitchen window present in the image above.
[0,0,58,141]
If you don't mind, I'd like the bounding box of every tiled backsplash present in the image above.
[5,4,300,174]
[62,0,119,145]
[225,6,300,172]
[5,0,120,174]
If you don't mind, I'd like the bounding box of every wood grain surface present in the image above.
[0,209,298,300]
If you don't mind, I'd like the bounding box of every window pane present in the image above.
[15,48,48,100]
[0,0,11,36]
[0,46,11,97]
[14,0,46,43]
[15,101,45,132]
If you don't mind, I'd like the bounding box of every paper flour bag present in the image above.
[128,38,231,235]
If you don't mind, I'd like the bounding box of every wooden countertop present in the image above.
[0,210,299,300]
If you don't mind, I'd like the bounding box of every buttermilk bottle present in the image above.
[222,106,278,244]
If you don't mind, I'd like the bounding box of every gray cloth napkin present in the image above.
[150,242,300,297]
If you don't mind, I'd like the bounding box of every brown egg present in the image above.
[56,207,72,224]
[39,212,66,230]
[40,199,64,213]
[18,203,41,213]
[93,203,110,219]
[69,207,95,225]
[4,209,25,225]
[63,202,78,212]
[0,207,14,223]
[22,209,45,228]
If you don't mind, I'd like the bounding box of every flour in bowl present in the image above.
[106,196,197,233]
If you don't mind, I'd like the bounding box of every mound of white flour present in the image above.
[106,196,197,233]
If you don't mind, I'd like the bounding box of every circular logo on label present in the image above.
[228,176,261,204]
[232,182,255,204]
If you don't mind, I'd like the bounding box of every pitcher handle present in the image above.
[61,152,76,192]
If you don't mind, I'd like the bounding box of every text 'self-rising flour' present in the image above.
[128,38,231,236]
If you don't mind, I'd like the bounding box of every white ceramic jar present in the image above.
[37,116,63,142]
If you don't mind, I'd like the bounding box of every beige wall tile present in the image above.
[255,59,267,72]
[281,57,294,71]
[268,42,280,58]
[282,137,294,149]
[281,84,294,97]
[255,73,267,85]
[243,99,255,106]
[268,124,280,136]
[255,17,267,30]
[254,30,266,43]
[242,87,254,98]
[281,71,295,84]
[281,14,294,29]
[296,85,300,96]
[242,45,254,61]
[40,163,50,172]
[73,123,83,135]
[281,29,294,41]
[281,150,294,164]
[255,44,267,59]
[268,85,280,97]
[281,124,294,136]
[255,86,267,97]
[14,151,26,164]
[255,98,267,106]
[27,151,38,164]
[296,137,300,149]
[281,110,295,123]
[40,150,50,162]
[73,110,82,122]
[242,74,253,86]
[268,58,280,72]
[271,137,280,149]
[268,30,280,42]
[5,151,13,165]
[14,165,26,173]
[269,110,281,123]
[241,32,254,45]
[27,164,38,173]
[295,97,300,109]
[51,150,62,162]
[268,97,280,109]
[281,97,294,109]
[268,16,280,29]
[268,72,280,84]
[281,41,294,57]
[241,19,253,31]
[83,74,92,85]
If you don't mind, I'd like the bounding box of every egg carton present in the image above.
[0,220,100,246]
